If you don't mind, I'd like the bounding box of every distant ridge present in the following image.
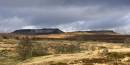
[12,28,64,35]
[12,28,119,35]
[75,30,118,35]
[0,29,128,43]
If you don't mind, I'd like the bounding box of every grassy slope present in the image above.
[17,41,130,65]
[0,32,130,65]
[0,39,130,65]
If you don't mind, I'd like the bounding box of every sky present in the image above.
[0,0,130,34]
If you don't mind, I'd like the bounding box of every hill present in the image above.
[12,28,63,35]
[1,30,130,43]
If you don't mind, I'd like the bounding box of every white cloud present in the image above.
[56,13,130,34]
[0,16,28,32]
[22,26,39,29]
[113,14,130,34]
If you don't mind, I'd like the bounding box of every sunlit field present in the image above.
[0,33,130,65]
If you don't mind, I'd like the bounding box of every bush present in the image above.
[107,52,125,62]
[0,49,8,57]
[17,37,50,60]
[124,38,130,43]
[31,43,49,57]
[17,36,33,60]
[47,43,81,54]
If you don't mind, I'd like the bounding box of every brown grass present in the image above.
[0,32,130,65]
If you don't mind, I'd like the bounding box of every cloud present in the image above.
[56,15,130,32]
[0,16,28,32]
[0,0,130,7]
[22,26,39,29]
[0,0,130,34]
[113,14,130,34]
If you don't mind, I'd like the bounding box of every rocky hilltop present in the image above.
[12,28,64,35]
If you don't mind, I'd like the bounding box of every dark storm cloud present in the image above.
[0,0,130,7]
[0,0,130,34]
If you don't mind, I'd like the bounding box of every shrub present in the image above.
[16,36,33,60]
[123,39,130,47]
[47,43,81,54]
[124,38,130,43]
[107,52,125,63]
[17,37,50,60]
[0,49,8,57]
[31,43,49,57]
